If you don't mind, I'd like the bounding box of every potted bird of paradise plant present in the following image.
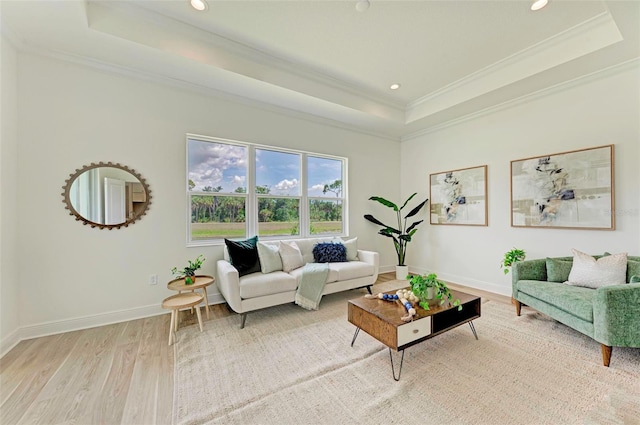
[364,193,429,280]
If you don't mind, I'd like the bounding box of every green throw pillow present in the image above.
[628,260,640,283]
[225,236,261,277]
[546,257,573,282]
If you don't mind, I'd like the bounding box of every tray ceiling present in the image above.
[2,0,638,139]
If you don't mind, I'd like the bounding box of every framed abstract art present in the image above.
[510,145,614,230]
[430,165,487,226]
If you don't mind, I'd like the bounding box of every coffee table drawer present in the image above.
[397,316,432,347]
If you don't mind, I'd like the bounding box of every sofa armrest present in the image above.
[512,259,547,298]
[216,259,242,313]
[593,283,640,347]
[357,250,379,283]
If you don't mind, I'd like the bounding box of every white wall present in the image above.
[401,63,640,296]
[0,33,20,356]
[13,53,400,340]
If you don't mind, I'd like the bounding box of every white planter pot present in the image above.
[395,265,409,281]
[426,287,435,300]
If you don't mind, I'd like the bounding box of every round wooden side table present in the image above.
[167,275,215,320]
[161,292,204,346]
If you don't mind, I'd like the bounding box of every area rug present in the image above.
[172,287,640,425]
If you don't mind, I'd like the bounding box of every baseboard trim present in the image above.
[0,329,21,359]
[1,293,227,358]
[378,265,396,274]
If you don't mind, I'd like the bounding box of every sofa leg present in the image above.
[240,313,247,329]
[515,300,522,317]
[366,285,372,295]
[601,344,612,367]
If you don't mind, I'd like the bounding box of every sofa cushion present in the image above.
[546,258,573,283]
[279,241,304,272]
[627,260,640,283]
[239,271,298,299]
[257,242,283,274]
[225,236,261,277]
[289,266,339,284]
[517,280,595,322]
[329,261,375,282]
[313,242,347,263]
[566,249,627,289]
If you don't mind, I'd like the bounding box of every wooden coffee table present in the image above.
[167,275,215,319]
[348,288,481,380]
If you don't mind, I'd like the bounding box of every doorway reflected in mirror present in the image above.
[62,162,152,230]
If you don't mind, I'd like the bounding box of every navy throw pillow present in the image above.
[313,242,347,263]
[225,236,261,277]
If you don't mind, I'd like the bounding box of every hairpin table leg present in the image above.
[469,321,478,340]
[389,348,405,381]
[351,327,360,347]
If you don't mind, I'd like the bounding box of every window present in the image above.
[307,156,344,235]
[187,135,347,245]
[188,139,247,241]
[256,149,301,237]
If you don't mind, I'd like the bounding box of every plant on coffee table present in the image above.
[407,273,461,311]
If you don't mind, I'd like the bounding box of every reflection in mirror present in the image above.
[62,162,152,229]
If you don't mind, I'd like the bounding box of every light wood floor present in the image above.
[0,273,509,425]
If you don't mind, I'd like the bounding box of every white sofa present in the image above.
[216,237,379,328]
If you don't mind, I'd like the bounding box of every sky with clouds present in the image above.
[188,139,342,197]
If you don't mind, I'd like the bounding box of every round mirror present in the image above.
[62,162,152,230]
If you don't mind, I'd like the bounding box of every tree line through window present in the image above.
[187,136,346,243]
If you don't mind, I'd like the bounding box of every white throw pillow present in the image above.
[565,249,627,289]
[279,241,304,272]
[332,237,358,261]
[257,242,282,274]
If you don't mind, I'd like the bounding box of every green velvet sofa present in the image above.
[512,255,640,367]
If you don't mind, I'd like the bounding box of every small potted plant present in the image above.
[501,248,526,274]
[171,254,205,285]
[407,273,461,311]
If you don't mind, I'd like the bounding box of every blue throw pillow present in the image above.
[225,236,261,277]
[313,242,347,263]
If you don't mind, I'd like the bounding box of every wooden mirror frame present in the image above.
[61,161,152,230]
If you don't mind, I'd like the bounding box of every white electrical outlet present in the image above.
[149,274,158,285]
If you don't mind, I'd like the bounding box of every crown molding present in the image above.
[401,57,640,142]
[405,11,623,125]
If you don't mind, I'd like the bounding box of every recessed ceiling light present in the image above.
[190,0,208,11]
[355,0,370,12]
[530,0,548,11]
[390,83,401,90]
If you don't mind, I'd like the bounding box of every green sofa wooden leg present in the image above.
[601,344,612,367]
[515,300,522,316]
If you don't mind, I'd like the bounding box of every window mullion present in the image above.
[247,146,257,237]
[342,158,348,236]
[300,153,309,237]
